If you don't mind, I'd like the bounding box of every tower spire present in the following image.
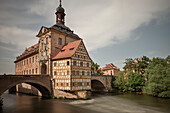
[59,0,62,7]
[55,0,65,25]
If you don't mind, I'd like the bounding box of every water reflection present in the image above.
[0,92,100,113]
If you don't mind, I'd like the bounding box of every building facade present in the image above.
[99,63,120,76]
[14,1,92,95]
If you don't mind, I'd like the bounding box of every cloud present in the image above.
[1,0,170,52]
[147,51,157,55]
[0,26,38,51]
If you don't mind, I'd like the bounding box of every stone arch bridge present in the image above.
[0,75,53,98]
[91,74,112,91]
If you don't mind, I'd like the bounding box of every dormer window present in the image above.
[69,48,74,51]
[61,49,65,53]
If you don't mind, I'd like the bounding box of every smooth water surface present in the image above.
[1,92,170,113]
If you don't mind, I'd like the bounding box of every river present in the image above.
[0,92,170,113]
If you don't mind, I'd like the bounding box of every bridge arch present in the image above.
[91,79,106,91]
[0,75,52,98]
[91,75,112,91]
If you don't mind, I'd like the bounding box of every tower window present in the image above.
[46,38,48,44]
[46,50,48,56]
[58,38,62,45]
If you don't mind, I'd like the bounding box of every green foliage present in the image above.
[91,61,103,75]
[114,71,127,91]
[57,96,66,99]
[145,57,170,98]
[126,72,145,92]
[0,97,3,107]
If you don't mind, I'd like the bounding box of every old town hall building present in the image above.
[14,1,92,94]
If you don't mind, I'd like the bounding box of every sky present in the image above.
[0,0,170,74]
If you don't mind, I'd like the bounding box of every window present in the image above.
[87,82,89,86]
[32,69,34,74]
[80,82,82,86]
[29,69,31,74]
[76,71,79,75]
[61,83,63,86]
[24,71,25,75]
[82,71,85,75]
[29,58,31,63]
[24,60,25,65]
[87,63,89,67]
[78,55,80,58]
[73,83,75,86]
[46,50,48,56]
[61,49,65,52]
[69,48,74,51]
[36,68,38,74]
[41,52,43,56]
[36,56,38,61]
[84,56,86,59]
[41,40,44,49]
[78,82,80,86]
[54,71,56,75]
[54,63,56,67]
[67,71,69,75]
[57,83,58,86]
[73,61,76,66]
[87,71,89,75]
[46,38,48,44]
[67,61,69,65]
[58,38,62,45]
[26,70,28,74]
[32,57,34,63]
[27,59,28,64]
[80,62,83,66]
[72,70,75,75]
[67,83,69,86]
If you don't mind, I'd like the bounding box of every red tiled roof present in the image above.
[15,43,39,62]
[100,63,119,71]
[52,40,81,60]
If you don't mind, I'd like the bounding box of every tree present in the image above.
[114,71,127,91]
[145,57,170,98]
[127,72,145,92]
[91,61,103,75]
